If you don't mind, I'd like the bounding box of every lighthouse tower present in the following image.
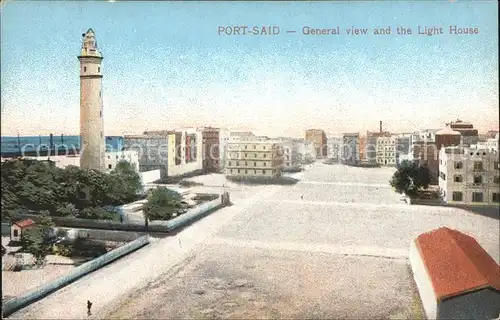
[78,29,105,170]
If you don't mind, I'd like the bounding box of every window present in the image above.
[228,162,231,166]
[495,176,500,184]
[254,153,257,158]
[454,161,463,169]
[237,169,240,173]
[13,229,18,237]
[245,161,248,166]
[264,162,266,166]
[263,146,266,150]
[454,175,463,183]
[236,161,239,166]
[108,164,112,169]
[245,153,247,157]
[495,162,500,170]
[263,154,267,158]
[473,161,483,171]
[254,145,256,149]
[254,162,257,167]
[254,170,256,174]
[262,170,266,174]
[100,111,102,118]
[98,67,101,72]
[452,192,463,201]
[245,169,248,174]
[493,193,500,203]
[83,66,87,72]
[245,146,247,149]
[439,171,446,180]
[473,175,483,184]
[472,192,483,202]
[230,169,233,174]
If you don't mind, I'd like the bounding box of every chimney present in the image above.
[379,121,382,133]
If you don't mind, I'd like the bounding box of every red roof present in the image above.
[416,227,500,301]
[13,219,35,228]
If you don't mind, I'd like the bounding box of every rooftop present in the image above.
[14,219,36,228]
[415,227,500,301]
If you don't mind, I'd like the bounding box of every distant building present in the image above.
[225,141,284,181]
[395,134,412,166]
[199,127,220,173]
[365,131,391,165]
[276,138,300,171]
[327,136,343,162]
[448,119,479,146]
[376,136,396,166]
[167,128,203,177]
[305,129,327,158]
[105,151,140,172]
[474,133,499,152]
[341,133,360,166]
[439,146,500,205]
[123,134,169,178]
[297,139,317,163]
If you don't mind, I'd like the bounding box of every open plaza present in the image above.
[7,162,498,319]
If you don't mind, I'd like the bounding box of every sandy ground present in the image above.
[7,162,499,319]
[2,265,76,299]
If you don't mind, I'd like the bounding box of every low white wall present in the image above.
[140,169,161,184]
[2,236,150,318]
[409,240,437,320]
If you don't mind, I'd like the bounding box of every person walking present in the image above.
[87,300,93,316]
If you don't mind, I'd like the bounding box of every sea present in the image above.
[1,135,124,157]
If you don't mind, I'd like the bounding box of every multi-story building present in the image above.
[276,138,300,171]
[327,136,343,162]
[439,146,500,205]
[167,128,203,177]
[305,129,327,158]
[341,133,360,166]
[448,119,479,146]
[413,142,439,184]
[123,134,169,178]
[475,133,499,152]
[225,141,284,181]
[395,134,412,166]
[199,127,220,173]
[297,139,317,163]
[219,128,230,170]
[412,129,441,144]
[376,136,396,166]
[365,131,391,165]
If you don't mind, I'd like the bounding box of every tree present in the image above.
[142,187,183,221]
[20,212,55,263]
[390,161,431,197]
[109,161,143,203]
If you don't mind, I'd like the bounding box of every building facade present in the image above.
[395,134,412,166]
[305,129,327,158]
[341,133,360,166]
[297,139,317,163]
[167,128,203,177]
[327,136,343,162]
[200,127,220,173]
[376,136,396,166]
[123,134,169,177]
[448,119,479,146]
[225,141,284,180]
[78,29,105,170]
[439,146,500,205]
[413,142,439,184]
[276,138,300,171]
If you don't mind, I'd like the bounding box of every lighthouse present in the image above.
[78,29,105,170]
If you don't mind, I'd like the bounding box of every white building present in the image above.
[22,150,140,172]
[78,28,105,170]
[225,140,284,180]
[376,136,396,166]
[167,128,203,177]
[327,136,343,162]
[439,146,500,205]
[276,138,300,171]
[297,139,317,163]
[474,133,499,152]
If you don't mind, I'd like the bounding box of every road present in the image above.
[8,163,499,319]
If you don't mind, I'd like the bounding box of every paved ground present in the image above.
[7,162,499,319]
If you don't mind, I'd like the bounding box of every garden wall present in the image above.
[2,235,150,318]
[14,194,226,234]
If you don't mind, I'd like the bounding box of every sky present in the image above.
[1,0,498,138]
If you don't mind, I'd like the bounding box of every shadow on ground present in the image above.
[229,177,299,186]
[448,205,500,220]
